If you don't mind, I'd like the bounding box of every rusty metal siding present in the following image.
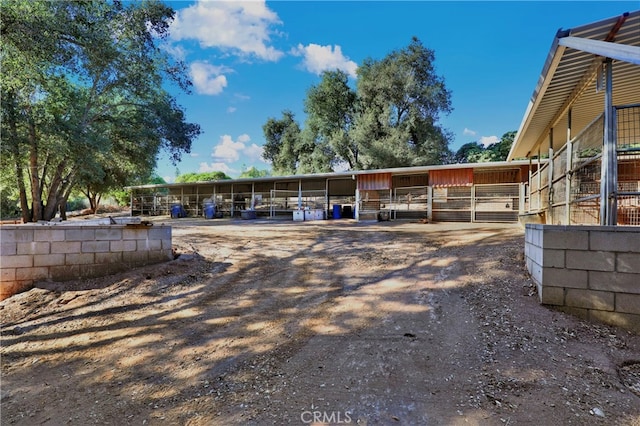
[429,168,473,187]
[473,168,523,184]
[358,173,392,190]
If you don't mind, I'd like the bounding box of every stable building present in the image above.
[125,160,538,223]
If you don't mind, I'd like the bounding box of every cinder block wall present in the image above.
[0,224,172,300]
[525,224,640,333]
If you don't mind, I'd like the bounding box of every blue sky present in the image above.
[156,1,637,181]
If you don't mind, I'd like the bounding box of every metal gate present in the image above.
[431,183,522,222]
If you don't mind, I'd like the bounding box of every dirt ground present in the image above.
[1,218,640,425]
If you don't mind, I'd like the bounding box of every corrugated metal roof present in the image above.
[125,160,539,191]
[508,11,640,161]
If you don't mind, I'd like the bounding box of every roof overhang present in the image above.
[125,160,536,191]
[507,11,640,161]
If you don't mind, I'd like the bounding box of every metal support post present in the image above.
[599,59,618,225]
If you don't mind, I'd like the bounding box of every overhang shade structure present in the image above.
[125,161,537,223]
[508,11,640,226]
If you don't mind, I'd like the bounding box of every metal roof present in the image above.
[507,10,640,161]
[125,160,536,191]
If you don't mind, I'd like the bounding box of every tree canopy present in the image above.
[175,172,230,183]
[262,37,453,174]
[0,0,201,221]
[453,131,516,163]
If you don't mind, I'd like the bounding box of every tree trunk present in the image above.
[5,92,31,223]
[28,118,42,222]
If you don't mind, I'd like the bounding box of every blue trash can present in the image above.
[332,204,342,219]
[171,204,182,218]
[203,203,215,219]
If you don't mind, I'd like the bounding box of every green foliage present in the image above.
[175,172,231,183]
[454,131,516,163]
[239,167,270,178]
[0,0,200,221]
[262,37,453,174]
[262,110,302,175]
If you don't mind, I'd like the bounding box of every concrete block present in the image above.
[95,252,123,264]
[137,239,162,251]
[542,267,588,289]
[124,250,148,264]
[51,241,82,254]
[565,288,614,311]
[65,253,95,265]
[1,255,33,268]
[34,229,66,242]
[65,228,95,241]
[110,240,137,252]
[33,253,66,267]
[540,286,564,305]
[542,249,565,268]
[17,242,50,255]
[123,228,147,240]
[0,229,34,243]
[566,250,615,271]
[554,305,589,321]
[1,268,16,281]
[95,228,123,241]
[50,265,81,281]
[527,259,542,286]
[543,229,588,250]
[149,227,171,240]
[589,310,640,333]
[590,230,640,252]
[148,250,173,263]
[1,243,17,256]
[161,239,172,250]
[0,281,33,300]
[16,267,48,281]
[589,271,640,294]
[616,293,640,315]
[81,263,118,278]
[81,241,110,253]
[617,253,640,274]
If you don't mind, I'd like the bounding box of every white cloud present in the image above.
[199,161,236,175]
[213,134,246,162]
[170,0,284,61]
[210,133,264,165]
[163,175,175,184]
[291,43,357,77]
[227,106,237,113]
[463,128,477,137]
[243,143,265,162]
[190,61,230,95]
[479,135,500,147]
[190,152,200,158]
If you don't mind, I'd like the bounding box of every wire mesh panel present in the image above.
[392,186,428,219]
[617,105,640,151]
[616,105,640,225]
[474,184,520,222]
[432,186,472,222]
[358,190,392,221]
[269,190,326,218]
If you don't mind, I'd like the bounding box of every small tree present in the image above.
[1,0,200,222]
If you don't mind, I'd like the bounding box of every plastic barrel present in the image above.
[342,205,352,218]
[333,204,342,219]
[203,203,215,219]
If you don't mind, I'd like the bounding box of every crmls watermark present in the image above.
[300,404,352,424]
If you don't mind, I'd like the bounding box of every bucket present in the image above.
[332,204,342,219]
[203,203,215,219]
